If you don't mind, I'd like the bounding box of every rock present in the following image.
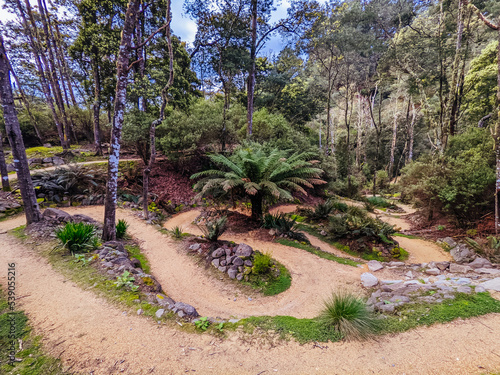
[228,319,240,324]
[112,257,130,266]
[103,241,126,253]
[218,266,227,273]
[457,286,472,294]
[475,268,500,276]
[130,258,141,268]
[189,243,201,251]
[225,248,232,257]
[449,263,473,274]
[71,214,96,223]
[137,309,143,315]
[172,302,199,319]
[367,260,384,272]
[212,258,220,268]
[379,304,395,313]
[244,260,253,267]
[450,244,475,264]
[388,261,405,267]
[389,295,410,303]
[405,271,414,279]
[43,143,52,148]
[455,278,472,285]
[236,273,243,281]
[475,286,487,293]
[436,262,450,271]
[320,230,327,236]
[42,207,71,222]
[42,157,53,163]
[6,163,15,172]
[480,278,500,292]
[156,294,176,309]
[235,243,253,257]
[52,156,65,165]
[440,237,457,249]
[226,255,236,264]
[102,262,114,269]
[220,260,226,266]
[155,309,165,318]
[468,257,493,269]
[228,269,238,279]
[212,248,225,258]
[361,273,379,288]
[232,257,244,266]
[425,268,441,276]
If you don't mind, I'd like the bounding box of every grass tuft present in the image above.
[55,222,99,253]
[318,292,379,341]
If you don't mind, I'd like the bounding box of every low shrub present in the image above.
[116,219,129,239]
[197,215,228,241]
[365,196,393,208]
[262,213,309,243]
[252,252,273,274]
[55,222,99,253]
[318,292,378,340]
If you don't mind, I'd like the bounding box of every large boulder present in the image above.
[361,273,379,288]
[367,260,384,272]
[467,257,492,269]
[42,207,72,222]
[235,243,253,257]
[479,278,500,292]
[172,302,199,319]
[450,244,475,264]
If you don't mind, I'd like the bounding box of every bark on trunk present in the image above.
[102,0,141,241]
[0,36,41,223]
[246,0,257,137]
[388,98,399,179]
[250,193,263,221]
[92,58,103,156]
[0,130,10,191]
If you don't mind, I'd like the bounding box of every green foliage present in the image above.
[399,129,495,226]
[114,271,138,292]
[192,142,325,219]
[157,99,244,154]
[170,226,188,240]
[319,292,378,340]
[194,316,210,331]
[197,216,228,241]
[365,196,393,208]
[252,252,273,274]
[115,219,129,239]
[55,222,99,253]
[261,213,310,243]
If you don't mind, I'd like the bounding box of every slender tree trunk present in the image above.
[407,101,417,163]
[250,193,263,221]
[388,97,399,179]
[143,0,174,220]
[0,130,10,191]
[246,0,257,137]
[102,0,141,241]
[92,57,103,156]
[495,21,500,235]
[0,35,41,223]
[326,92,331,155]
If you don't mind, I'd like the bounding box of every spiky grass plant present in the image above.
[318,292,378,341]
[55,222,99,253]
[116,219,129,239]
[197,216,228,241]
[170,226,184,239]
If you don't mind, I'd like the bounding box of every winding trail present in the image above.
[0,206,499,374]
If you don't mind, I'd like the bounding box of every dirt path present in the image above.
[1,217,500,374]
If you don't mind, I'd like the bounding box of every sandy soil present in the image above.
[1,220,500,374]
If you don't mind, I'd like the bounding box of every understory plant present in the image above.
[319,292,378,340]
[116,219,129,239]
[114,271,138,291]
[262,212,309,243]
[55,222,100,253]
[197,215,228,241]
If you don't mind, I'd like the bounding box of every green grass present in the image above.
[0,287,70,375]
[244,263,292,296]
[366,196,393,208]
[239,292,500,344]
[11,225,27,240]
[380,292,500,333]
[242,315,341,344]
[276,238,360,267]
[125,244,151,274]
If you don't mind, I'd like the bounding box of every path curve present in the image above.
[0,219,499,374]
